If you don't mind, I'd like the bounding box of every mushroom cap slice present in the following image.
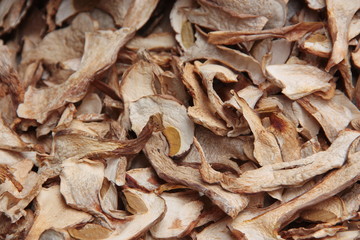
[129,95,194,156]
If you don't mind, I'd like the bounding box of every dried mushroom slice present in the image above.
[126,32,176,51]
[229,135,360,240]
[0,0,32,35]
[129,95,194,157]
[150,191,203,238]
[126,167,161,192]
[195,217,235,240]
[26,185,92,240]
[18,27,134,123]
[266,64,333,100]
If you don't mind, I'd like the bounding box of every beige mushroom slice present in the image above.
[281,224,347,240]
[225,85,263,110]
[26,185,92,240]
[266,64,333,100]
[352,48,360,69]
[121,0,159,30]
[96,0,132,27]
[54,114,163,162]
[208,22,323,45]
[150,191,203,238]
[200,130,360,194]
[185,0,267,32]
[126,167,161,192]
[18,27,134,123]
[60,158,105,219]
[195,217,235,240]
[306,0,326,9]
[297,90,360,142]
[300,30,332,58]
[341,183,360,219]
[0,0,31,35]
[126,32,176,51]
[76,93,102,116]
[0,159,48,222]
[195,60,238,83]
[107,188,166,240]
[325,0,360,71]
[292,101,320,139]
[182,33,265,85]
[182,63,228,136]
[129,95,194,157]
[229,134,360,240]
[144,134,249,218]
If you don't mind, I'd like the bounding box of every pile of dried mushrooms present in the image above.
[1,0,360,239]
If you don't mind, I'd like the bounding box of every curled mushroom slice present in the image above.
[325,0,360,71]
[108,188,166,240]
[126,167,161,192]
[150,191,203,239]
[266,64,333,100]
[126,33,176,51]
[144,134,249,218]
[54,114,163,162]
[17,27,134,123]
[26,185,92,240]
[195,217,235,240]
[129,95,194,157]
[229,134,360,240]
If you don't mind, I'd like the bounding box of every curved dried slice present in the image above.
[126,33,176,51]
[266,64,333,100]
[60,158,105,219]
[26,185,92,240]
[108,188,165,240]
[182,63,228,136]
[300,31,332,58]
[185,0,267,32]
[341,183,360,219]
[182,33,265,85]
[292,101,320,139]
[18,27,134,123]
[300,196,344,222]
[281,224,347,240]
[325,0,360,71]
[195,217,235,240]
[122,0,159,30]
[54,114,163,162]
[96,0,132,27]
[201,0,285,29]
[144,134,249,218]
[68,223,112,240]
[201,130,359,193]
[195,61,238,83]
[229,135,360,240]
[0,0,32,35]
[129,95,194,156]
[150,191,203,238]
[126,167,161,191]
[208,22,323,45]
[297,90,360,142]
[306,0,325,9]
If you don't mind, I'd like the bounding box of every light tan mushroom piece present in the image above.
[306,0,326,9]
[195,217,235,240]
[129,95,194,157]
[17,27,134,123]
[182,33,265,85]
[300,30,332,58]
[121,0,159,30]
[150,191,203,238]
[185,0,268,32]
[281,224,347,240]
[266,64,333,100]
[325,0,360,71]
[0,0,32,35]
[208,22,323,45]
[126,32,176,51]
[126,167,161,191]
[292,101,320,139]
[144,134,249,218]
[352,48,360,69]
[297,90,360,142]
[229,134,360,240]
[26,185,92,240]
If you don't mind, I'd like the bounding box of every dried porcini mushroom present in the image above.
[2,1,360,239]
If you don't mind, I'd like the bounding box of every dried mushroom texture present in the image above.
[150,191,203,238]
[0,0,32,35]
[266,64,333,100]
[126,167,161,191]
[129,95,194,156]
[195,217,235,240]
[18,27,134,123]
[126,32,176,51]
[229,135,360,240]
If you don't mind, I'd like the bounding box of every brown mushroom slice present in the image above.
[195,217,235,240]
[352,48,360,69]
[297,90,360,142]
[182,63,228,136]
[54,114,163,162]
[96,0,132,27]
[225,86,263,110]
[126,167,161,192]
[126,32,176,51]
[266,64,333,100]
[68,223,113,240]
[232,92,282,166]
[229,135,360,240]
[150,191,203,238]
[121,0,159,30]
[0,0,32,35]
[325,0,360,71]
[202,130,360,193]
[182,33,265,85]
[108,188,166,240]
[292,101,320,139]
[26,185,92,240]
[282,224,347,240]
[300,31,332,58]
[144,134,249,218]
[208,22,323,45]
[60,158,106,220]
[17,27,134,123]
[195,60,238,83]
[129,95,194,157]
[185,0,267,32]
